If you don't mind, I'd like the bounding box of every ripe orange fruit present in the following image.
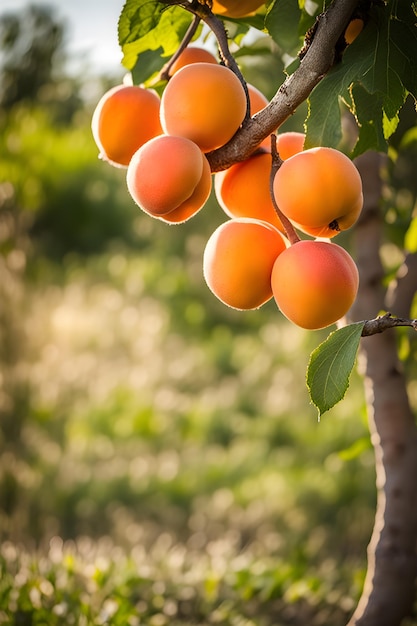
[127,135,212,223]
[168,46,218,76]
[160,62,247,152]
[273,147,363,238]
[203,218,287,310]
[214,152,284,231]
[271,240,359,329]
[344,18,364,44]
[211,0,265,17]
[275,131,305,160]
[91,84,162,168]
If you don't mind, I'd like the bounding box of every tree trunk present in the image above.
[348,151,417,625]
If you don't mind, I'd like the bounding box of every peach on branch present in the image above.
[214,152,284,232]
[127,135,212,223]
[156,156,212,224]
[211,0,265,17]
[271,240,359,329]
[247,83,269,115]
[275,131,306,160]
[273,146,363,238]
[344,18,365,44]
[91,84,162,168]
[168,46,218,76]
[160,62,247,152]
[203,218,287,310]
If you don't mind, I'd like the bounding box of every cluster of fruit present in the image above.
[91,45,266,222]
[206,139,362,330]
[92,38,363,330]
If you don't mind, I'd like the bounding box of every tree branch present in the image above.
[361,312,417,337]
[206,0,360,171]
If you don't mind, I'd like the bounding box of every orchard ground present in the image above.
[0,100,388,626]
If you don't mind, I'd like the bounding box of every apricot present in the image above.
[344,18,364,44]
[215,152,285,232]
[275,131,305,160]
[157,156,212,224]
[160,62,247,152]
[273,147,363,238]
[127,135,212,223]
[271,240,359,329]
[211,0,265,17]
[168,46,218,76]
[91,84,163,168]
[203,218,287,310]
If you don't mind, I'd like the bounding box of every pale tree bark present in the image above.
[348,151,417,625]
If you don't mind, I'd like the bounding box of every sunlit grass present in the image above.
[0,237,376,624]
[0,531,362,626]
[0,104,381,625]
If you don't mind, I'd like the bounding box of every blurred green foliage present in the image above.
[0,4,416,625]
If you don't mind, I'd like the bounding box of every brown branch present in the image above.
[361,312,417,337]
[205,0,360,171]
[157,0,359,171]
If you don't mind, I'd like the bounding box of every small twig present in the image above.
[361,312,417,337]
[159,14,202,81]
[269,134,301,245]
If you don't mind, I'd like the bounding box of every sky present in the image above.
[0,0,125,76]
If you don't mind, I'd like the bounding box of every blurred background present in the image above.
[0,3,415,625]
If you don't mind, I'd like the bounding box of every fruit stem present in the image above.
[182,1,251,122]
[159,14,202,81]
[270,134,301,245]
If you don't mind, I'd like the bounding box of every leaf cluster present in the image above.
[305,1,417,156]
[118,0,416,156]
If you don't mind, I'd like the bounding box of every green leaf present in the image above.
[388,1,417,99]
[304,84,343,149]
[307,322,365,419]
[356,5,406,119]
[304,31,372,148]
[305,0,415,155]
[118,0,164,47]
[131,47,166,86]
[118,1,193,72]
[350,84,387,158]
[265,0,303,56]
[382,109,400,140]
[217,14,266,31]
[233,44,273,59]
